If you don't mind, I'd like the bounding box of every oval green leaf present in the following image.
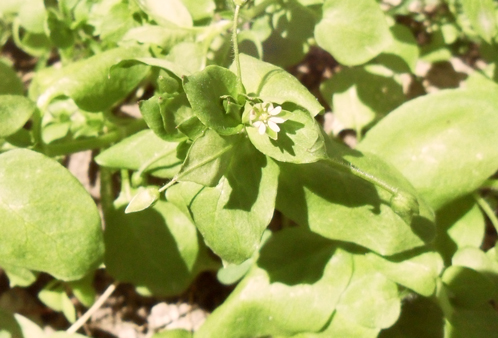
[276,151,434,256]
[235,54,324,116]
[37,46,150,112]
[189,142,279,264]
[247,108,327,164]
[95,130,184,179]
[0,95,36,138]
[105,200,215,296]
[196,228,353,337]
[315,0,393,66]
[183,66,243,135]
[125,186,160,214]
[0,62,24,95]
[0,149,104,280]
[359,88,498,210]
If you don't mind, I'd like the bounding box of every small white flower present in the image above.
[249,102,287,139]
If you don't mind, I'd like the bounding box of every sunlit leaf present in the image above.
[359,88,498,210]
[0,149,104,280]
[315,0,392,66]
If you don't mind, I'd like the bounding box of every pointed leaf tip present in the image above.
[125,186,160,214]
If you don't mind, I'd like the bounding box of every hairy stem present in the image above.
[232,4,245,94]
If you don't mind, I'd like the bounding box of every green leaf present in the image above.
[217,258,254,285]
[359,88,498,210]
[165,41,204,75]
[257,1,316,68]
[137,0,193,27]
[68,273,96,307]
[435,196,486,265]
[104,200,215,296]
[0,309,46,338]
[336,255,401,329]
[95,130,184,179]
[292,311,379,338]
[2,264,37,287]
[13,28,52,57]
[122,25,196,52]
[113,56,192,81]
[451,247,498,288]
[0,149,104,280]
[183,66,243,135]
[195,228,354,337]
[314,0,393,66]
[235,54,324,116]
[97,2,139,44]
[461,0,497,43]
[139,93,193,141]
[37,46,150,112]
[375,24,419,73]
[0,62,24,95]
[38,280,76,323]
[188,141,279,263]
[276,156,433,256]
[18,0,46,34]
[45,9,74,49]
[176,130,242,186]
[0,0,22,14]
[366,250,444,297]
[320,66,405,134]
[0,95,36,138]
[125,186,160,213]
[442,266,495,307]
[181,0,215,22]
[246,108,327,163]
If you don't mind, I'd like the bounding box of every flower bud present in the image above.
[125,186,160,214]
[390,191,419,224]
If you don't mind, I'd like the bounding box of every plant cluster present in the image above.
[1,0,498,337]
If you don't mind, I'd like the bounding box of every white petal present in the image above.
[253,121,266,134]
[269,116,285,124]
[269,105,282,115]
[268,120,280,132]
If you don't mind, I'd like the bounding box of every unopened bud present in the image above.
[390,191,419,224]
[125,186,160,214]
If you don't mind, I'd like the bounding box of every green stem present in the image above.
[31,107,43,152]
[324,157,419,220]
[135,143,185,178]
[158,177,178,193]
[99,166,115,219]
[324,157,398,195]
[232,4,245,94]
[121,169,132,200]
[43,119,147,157]
[474,192,498,234]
